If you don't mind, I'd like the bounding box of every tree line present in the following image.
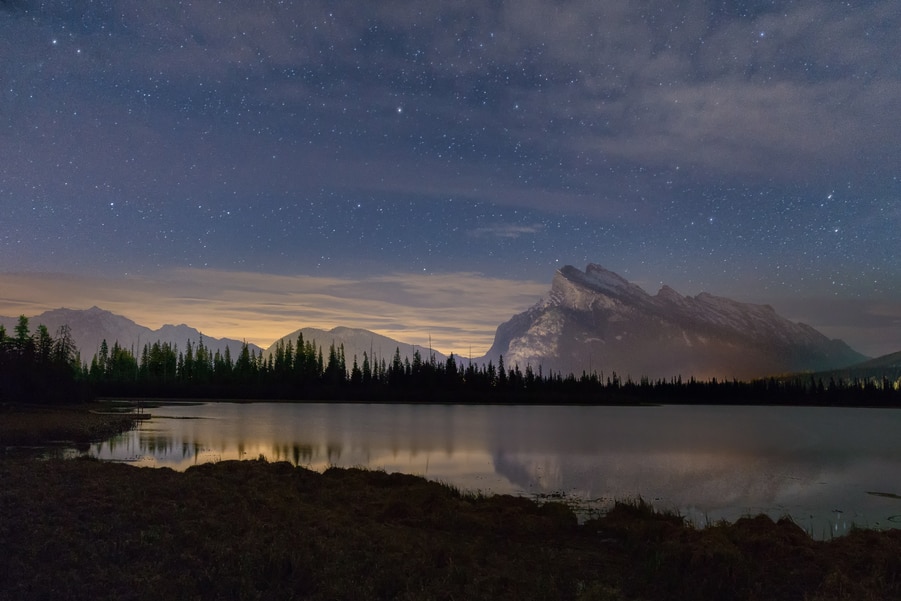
[2,316,899,406]
[0,316,88,404]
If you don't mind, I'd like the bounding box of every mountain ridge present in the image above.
[0,308,444,369]
[481,263,867,380]
[265,326,448,368]
[2,272,887,381]
[0,307,262,362]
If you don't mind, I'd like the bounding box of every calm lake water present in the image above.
[90,402,901,538]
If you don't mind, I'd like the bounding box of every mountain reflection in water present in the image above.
[90,402,901,539]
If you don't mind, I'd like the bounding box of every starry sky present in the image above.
[1,1,899,357]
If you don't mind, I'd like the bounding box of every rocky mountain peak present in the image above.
[484,264,866,380]
[547,264,652,315]
[656,285,684,303]
[558,264,647,298]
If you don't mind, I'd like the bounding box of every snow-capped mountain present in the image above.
[266,326,447,368]
[0,307,260,362]
[481,264,867,380]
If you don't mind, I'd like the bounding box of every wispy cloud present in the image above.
[468,223,544,239]
[0,269,547,355]
[5,1,897,216]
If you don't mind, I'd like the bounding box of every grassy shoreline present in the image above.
[2,405,901,600]
[0,402,141,449]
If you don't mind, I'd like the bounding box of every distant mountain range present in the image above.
[266,327,448,367]
[480,264,868,380]
[4,265,893,381]
[802,350,901,384]
[0,307,261,361]
[0,307,446,369]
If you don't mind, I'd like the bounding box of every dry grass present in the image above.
[0,402,139,448]
[0,458,899,600]
[2,405,900,600]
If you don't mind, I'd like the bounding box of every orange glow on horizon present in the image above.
[0,269,547,356]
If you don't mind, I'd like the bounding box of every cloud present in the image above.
[0,269,547,355]
[4,0,898,217]
[2,268,897,361]
[468,223,544,239]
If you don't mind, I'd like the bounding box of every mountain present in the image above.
[801,350,901,384]
[481,264,867,380]
[848,350,901,371]
[0,307,260,361]
[3,307,449,370]
[266,326,447,367]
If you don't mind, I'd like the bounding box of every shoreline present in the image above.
[2,455,900,600]
[3,404,901,600]
[0,402,142,449]
[97,395,901,409]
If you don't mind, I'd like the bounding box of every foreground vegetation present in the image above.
[1,456,900,601]
[2,315,899,406]
[0,402,140,448]
[3,405,901,600]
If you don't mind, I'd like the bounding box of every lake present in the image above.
[90,401,901,538]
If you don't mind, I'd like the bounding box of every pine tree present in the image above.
[350,355,362,386]
[35,324,53,366]
[14,315,31,354]
[52,324,77,369]
[362,351,372,386]
[390,347,404,385]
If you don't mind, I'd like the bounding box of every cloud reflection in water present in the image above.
[92,402,901,538]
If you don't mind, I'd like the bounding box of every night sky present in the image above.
[1,1,899,357]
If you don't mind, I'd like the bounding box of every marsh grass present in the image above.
[2,405,901,600]
[0,402,139,449]
[1,458,900,600]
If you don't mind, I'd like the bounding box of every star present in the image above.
[0,0,896,358]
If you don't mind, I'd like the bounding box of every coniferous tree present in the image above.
[497,355,507,389]
[361,351,372,386]
[182,340,194,383]
[14,315,32,355]
[52,324,77,369]
[235,341,253,383]
[108,342,138,382]
[193,336,212,384]
[93,340,110,381]
[350,355,362,386]
[35,325,53,366]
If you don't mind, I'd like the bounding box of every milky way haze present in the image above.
[1,1,899,357]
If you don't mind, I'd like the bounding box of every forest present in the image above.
[1,316,899,406]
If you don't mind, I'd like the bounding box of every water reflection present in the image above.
[91,402,901,538]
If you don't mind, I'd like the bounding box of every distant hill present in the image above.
[0,307,260,362]
[797,350,901,385]
[479,264,867,380]
[851,350,901,371]
[266,326,448,367]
